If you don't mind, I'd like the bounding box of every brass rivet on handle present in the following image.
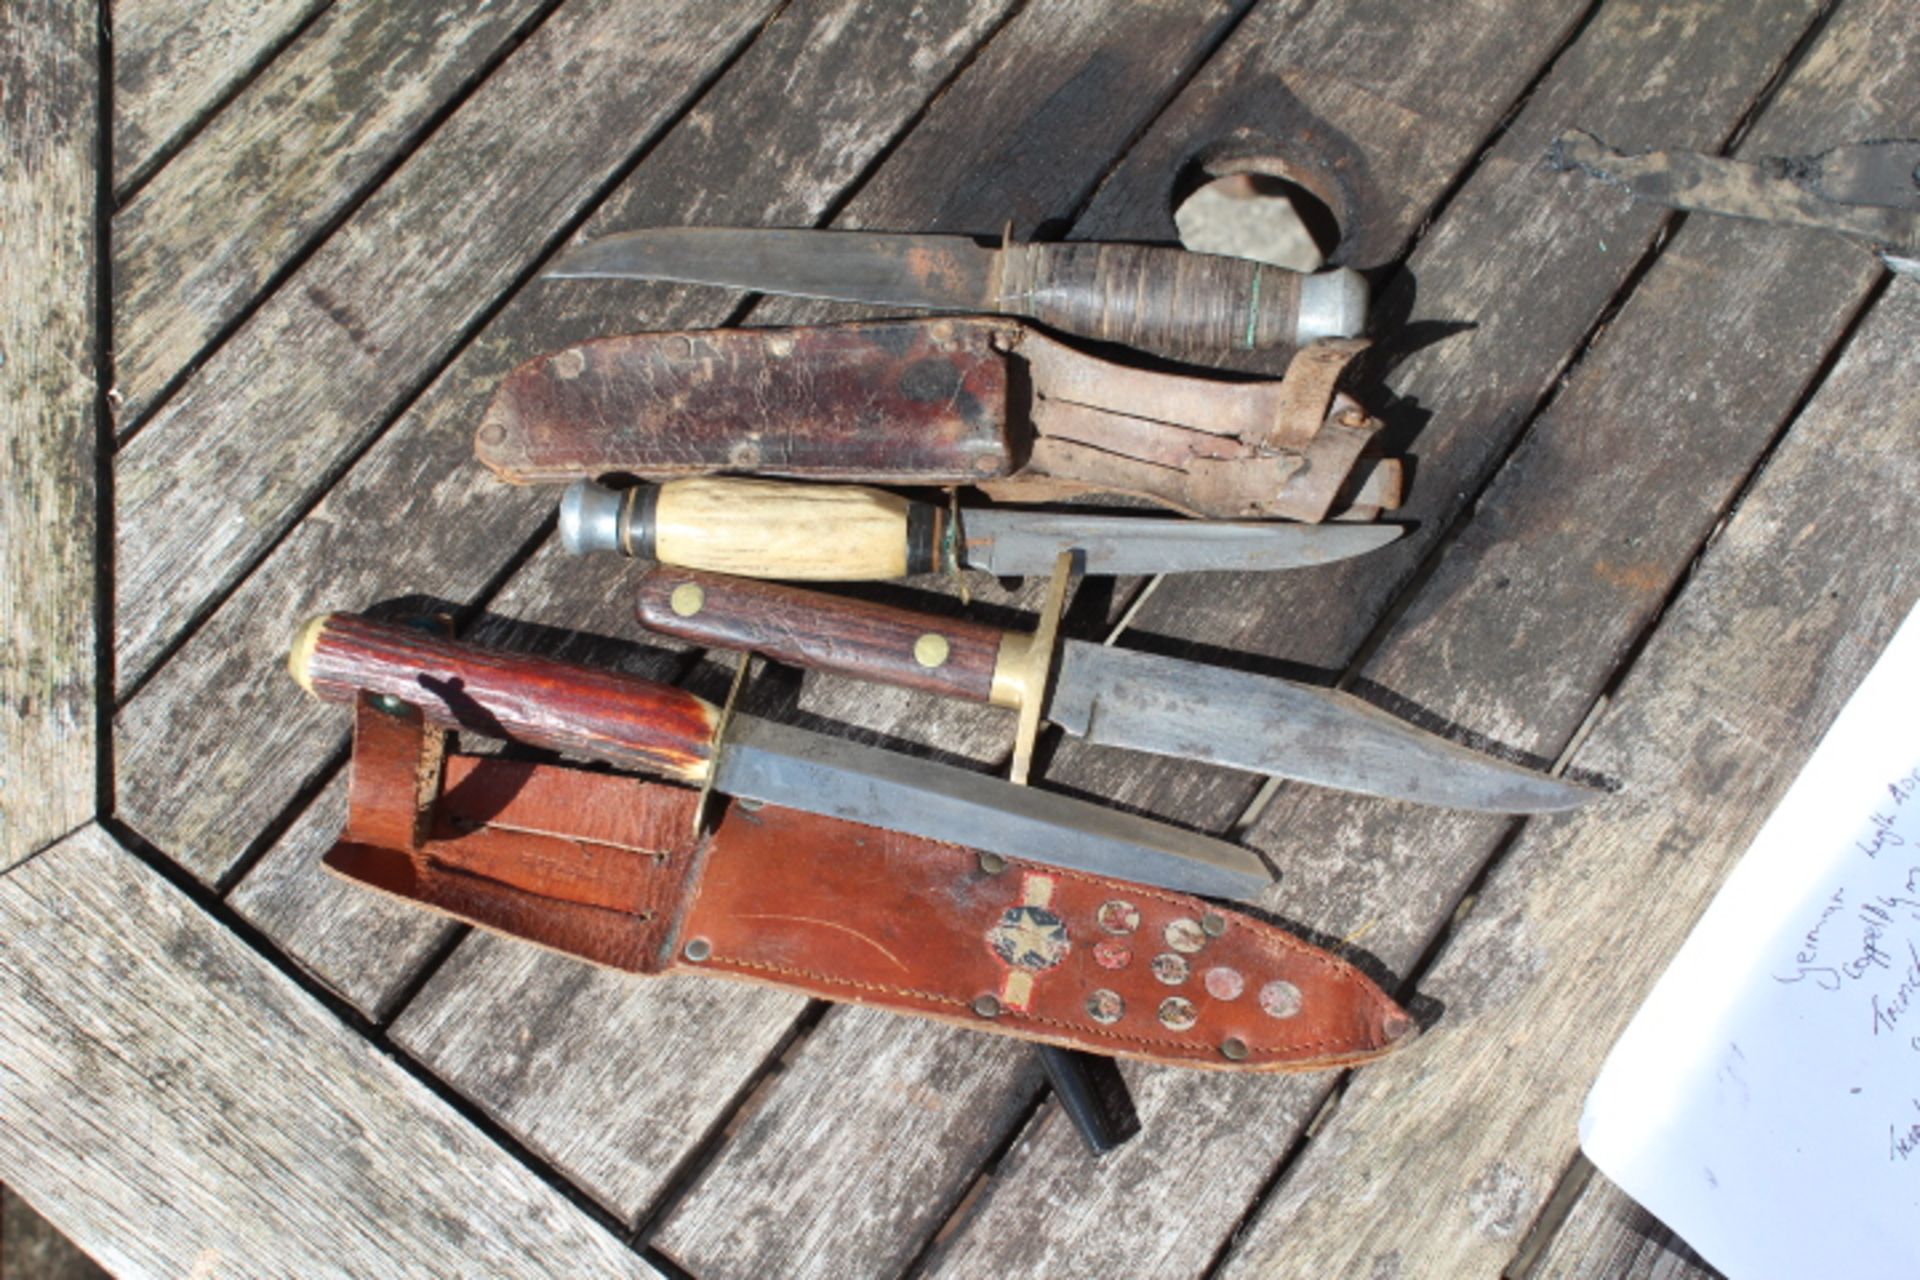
[972,994,1002,1019]
[372,693,407,716]
[978,851,1007,875]
[1201,912,1227,938]
[683,938,712,962]
[1221,1037,1250,1061]
[670,583,706,617]
[913,632,951,669]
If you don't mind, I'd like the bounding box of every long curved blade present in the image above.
[962,510,1402,575]
[544,227,999,310]
[1047,642,1594,813]
[715,714,1270,901]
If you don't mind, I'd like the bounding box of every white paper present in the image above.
[1581,604,1920,1280]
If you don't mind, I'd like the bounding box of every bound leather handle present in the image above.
[997,243,1364,354]
[633,567,1022,708]
[289,612,720,782]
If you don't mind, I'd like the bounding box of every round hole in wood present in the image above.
[1173,157,1345,272]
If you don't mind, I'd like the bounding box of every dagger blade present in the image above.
[713,714,1271,900]
[544,227,999,310]
[961,509,1402,576]
[1046,641,1593,813]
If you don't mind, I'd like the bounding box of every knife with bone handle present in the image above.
[543,226,1368,358]
[630,567,1597,815]
[558,476,1402,581]
[289,612,1272,901]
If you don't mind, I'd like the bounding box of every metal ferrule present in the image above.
[559,479,658,559]
[1295,267,1369,343]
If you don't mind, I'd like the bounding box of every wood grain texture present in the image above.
[299,612,721,783]
[634,567,1006,707]
[652,1004,1046,1278]
[115,0,1022,1226]
[113,0,549,425]
[1214,273,1920,1279]
[1,0,95,869]
[227,771,460,1019]
[677,0,1747,1271]
[412,2,1265,1260]
[116,0,1014,884]
[111,0,780,689]
[111,0,324,191]
[1526,1170,1720,1280]
[0,824,656,1279]
[388,930,806,1222]
[910,0,1854,1272]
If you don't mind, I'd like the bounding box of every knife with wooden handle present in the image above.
[631,567,1598,814]
[289,611,1272,898]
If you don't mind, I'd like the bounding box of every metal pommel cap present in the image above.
[559,478,629,556]
[1295,267,1369,342]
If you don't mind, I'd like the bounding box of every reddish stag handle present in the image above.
[289,612,720,782]
[633,567,1012,707]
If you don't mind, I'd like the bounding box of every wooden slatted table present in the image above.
[5,0,1916,1275]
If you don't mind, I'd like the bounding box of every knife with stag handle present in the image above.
[631,567,1598,815]
[542,226,1368,357]
[288,611,1272,901]
[559,476,1401,581]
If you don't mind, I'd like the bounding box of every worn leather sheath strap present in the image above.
[474,319,1401,523]
[325,693,1413,1072]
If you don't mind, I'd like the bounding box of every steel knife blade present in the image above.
[631,569,1597,815]
[291,612,1273,900]
[560,476,1400,580]
[543,226,1368,352]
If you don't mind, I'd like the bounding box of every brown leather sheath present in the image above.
[474,319,1401,523]
[326,694,1414,1071]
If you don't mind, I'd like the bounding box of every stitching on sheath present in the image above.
[715,955,969,1007]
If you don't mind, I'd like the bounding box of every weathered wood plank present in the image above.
[1212,272,1920,1278]
[113,0,551,426]
[111,0,780,689]
[386,2,1244,1236]
[1527,1169,1720,1280]
[917,0,1857,1271]
[654,1006,1046,1278]
[1,0,96,870]
[662,0,1825,1273]
[390,931,807,1221]
[118,0,1011,900]
[0,824,656,1279]
[226,771,460,1019]
[112,0,324,193]
[116,0,1022,1223]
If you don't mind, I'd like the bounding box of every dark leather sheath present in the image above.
[474,319,1401,523]
[326,695,1414,1072]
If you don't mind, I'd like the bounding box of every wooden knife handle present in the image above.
[289,612,719,782]
[634,567,1024,708]
[999,242,1360,354]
